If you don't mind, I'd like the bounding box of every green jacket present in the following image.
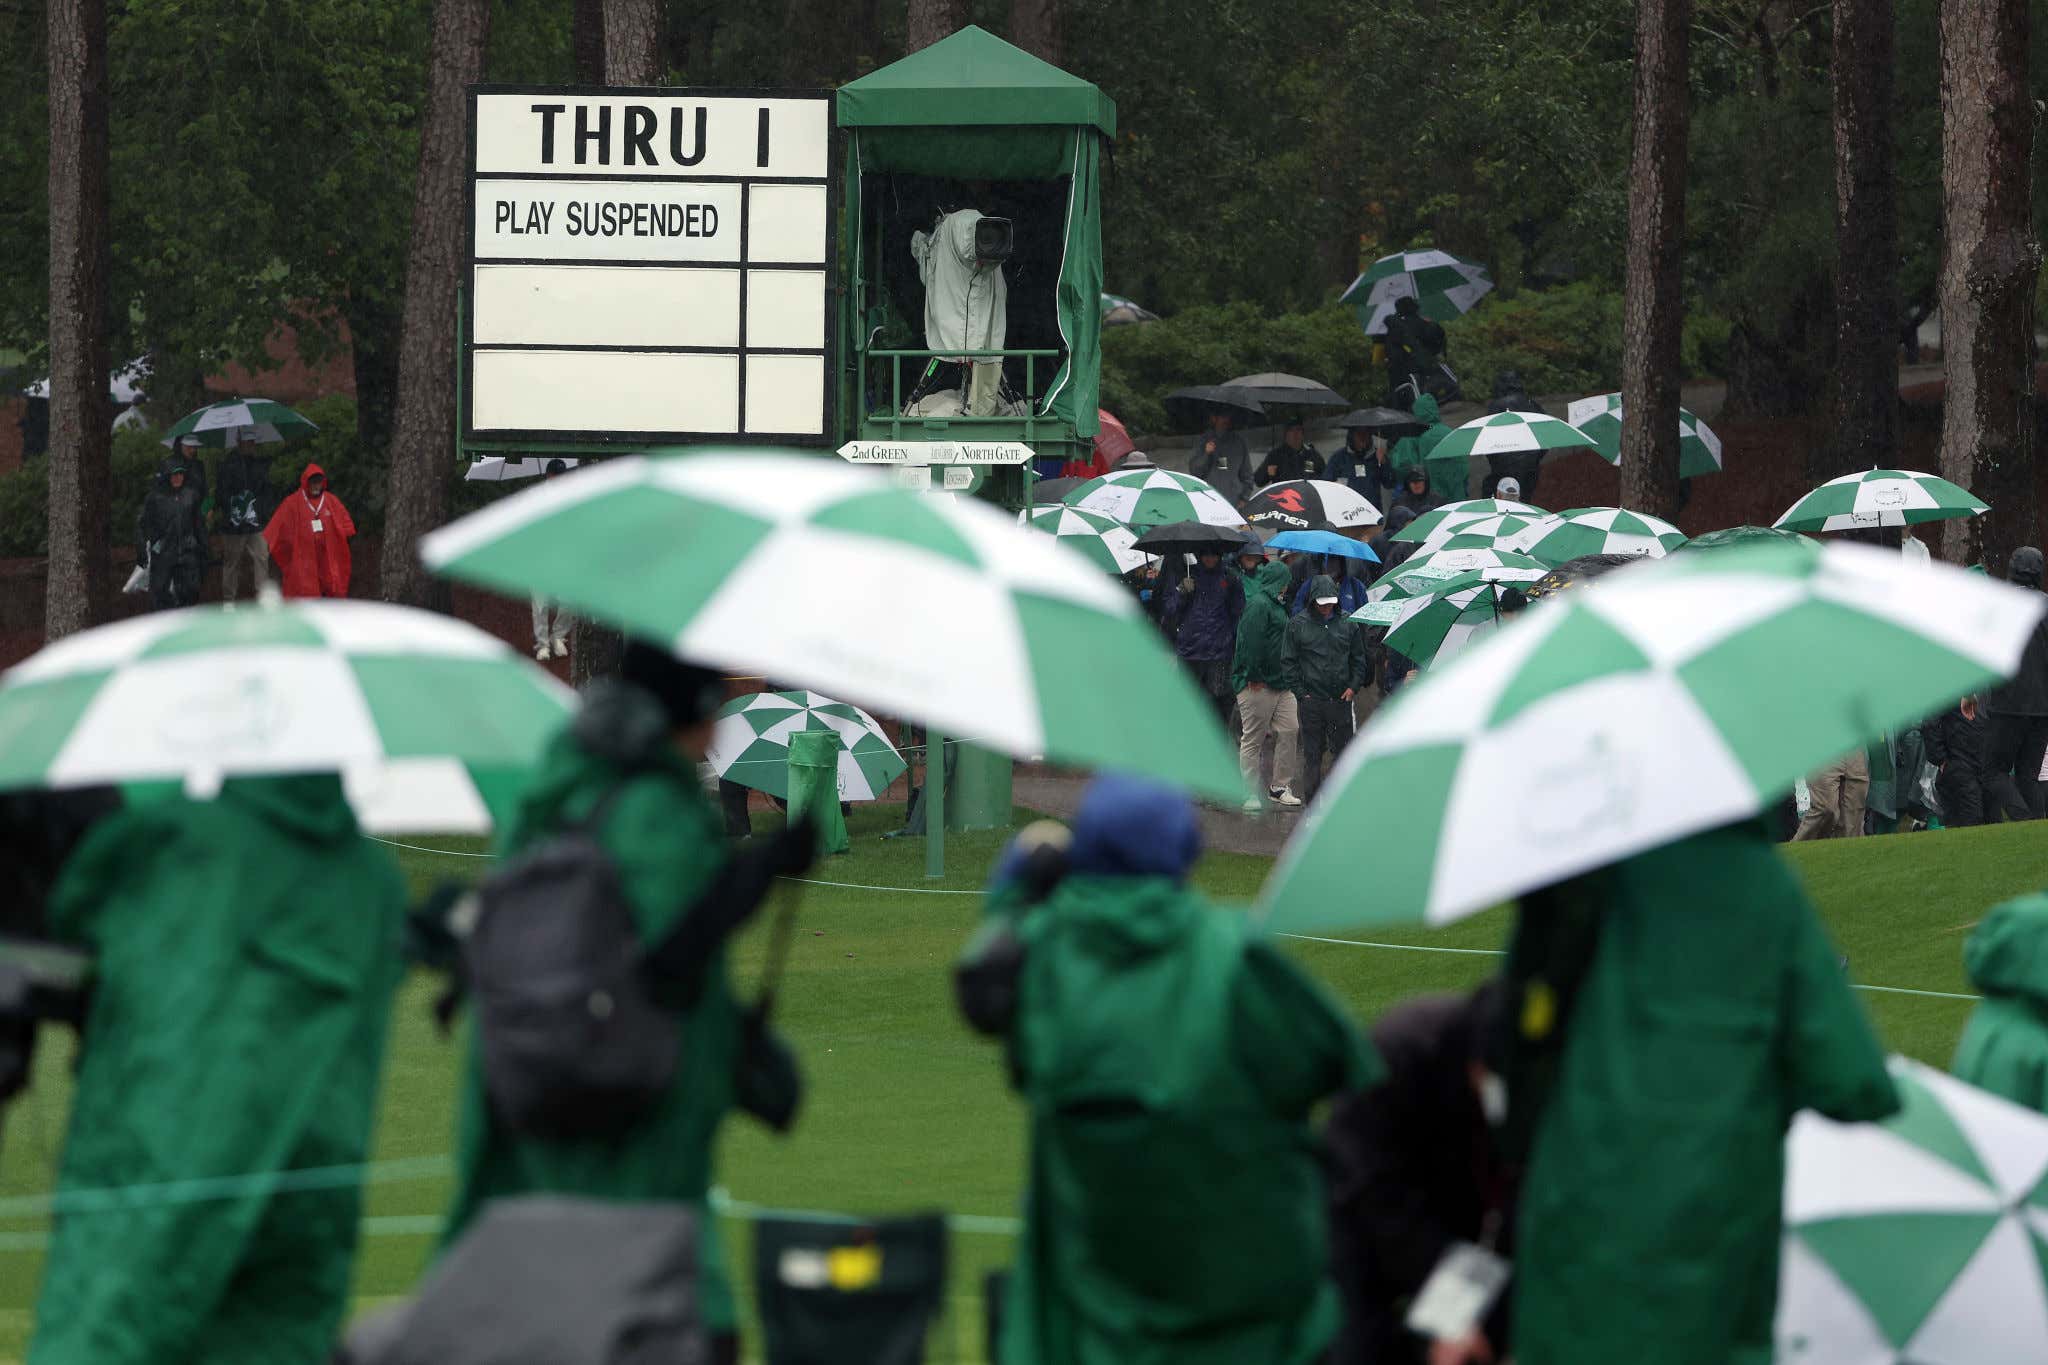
[31,775,404,1365]
[1282,578,1369,699]
[443,683,787,1332]
[1510,824,1898,1365]
[1387,394,1450,472]
[1953,893,2048,1111]
[1231,560,1295,693]
[990,875,1377,1365]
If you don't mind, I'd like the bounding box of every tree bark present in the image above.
[1616,0,1692,523]
[572,0,606,84]
[1936,0,2037,568]
[380,0,491,610]
[44,0,110,640]
[1821,0,1899,483]
[1010,0,1061,64]
[906,0,965,53]
[603,0,662,84]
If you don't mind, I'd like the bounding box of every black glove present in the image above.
[734,1005,803,1132]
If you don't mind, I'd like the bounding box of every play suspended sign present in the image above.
[464,86,834,447]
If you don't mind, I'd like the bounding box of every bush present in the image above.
[1443,282,1731,403]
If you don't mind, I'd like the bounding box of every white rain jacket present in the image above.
[912,209,1008,361]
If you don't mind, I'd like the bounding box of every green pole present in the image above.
[925,727,946,880]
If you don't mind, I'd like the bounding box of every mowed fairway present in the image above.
[0,809,2039,1359]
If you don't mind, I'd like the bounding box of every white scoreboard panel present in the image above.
[463,87,834,445]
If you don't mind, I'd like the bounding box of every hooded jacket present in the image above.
[1232,560,1296,693]
[1290,561,1372,617]
[137,459,208,590]
[1508,823,1898,1365]
[911,208,1007,360]
[263,463,356,598]
[1388,395,1447,474]
[1164,556,1245,663]
[31,775,404,1365]
[216,447,276,534]
[1284,577,1370,699]
[1953,894,2048,1110]
[967,776,1377,1365]
[1986,601,2048,716]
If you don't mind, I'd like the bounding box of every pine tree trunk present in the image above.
[380,0,491,610]
[1822,0,1900,483]
[603,0,662,84]
[1010,0,1061,63]
[572,0,606,83]
[44,0,111,640]
[1616,0,1692,523]
[1936,0,2037,568]
[906,0,964,52]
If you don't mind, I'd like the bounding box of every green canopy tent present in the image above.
[837,26,1113,449]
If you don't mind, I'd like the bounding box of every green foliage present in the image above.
[0,459,48,558]
[1101,303,1374,432]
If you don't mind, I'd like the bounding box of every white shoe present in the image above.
[551,638,569,658]
[1241,797,1263,814]
[1272,790,1303,807]
[534,645,551,661]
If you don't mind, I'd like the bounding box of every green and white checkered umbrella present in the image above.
[161,397,318,448]
[1354,571,1530,668]
[1506,507,1689,565]
[1065,468,1245,529]
[0,596,573,833]
[1394,498,1548,544]
[1365,547,1551,604]
[1341,249,1495,336]
[1019,505,1150,575]
[1427,411,1608,465]
[1565,393,1723,478]
[1263,541,2048,930]
[1779,1057,2048,1364]
[1775,469,1989,533]
[1417,511,1545,553]
[706,690,907,802]
[422,451,1244,801]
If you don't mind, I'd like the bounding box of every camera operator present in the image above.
[909,207,1012,415]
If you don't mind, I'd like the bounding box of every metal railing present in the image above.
[864,347,1065,442]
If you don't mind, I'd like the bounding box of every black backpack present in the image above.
[463,785,681,1141]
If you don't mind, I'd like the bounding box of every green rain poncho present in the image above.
[443,683,787,1334]
[1230,560,1295,693]
[30,774,404,1365]
[969,776,1377,1365]
[1508,823,1899,1365]
[1953,893,2048,1111]
[1388,394,1462,502]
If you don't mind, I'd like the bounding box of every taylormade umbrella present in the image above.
[1779,1057,2048,1365]
[161,397,317,448]
[1566,393,1724,478]
[1775,469,1989,533]
[1021,505,1151,575]
[465,456,581,483]
[1427,411,1608,466]
[0,596,573,833]
[1507,507,1689,565]
[1066,468,1245,529]
[1394,497,1549,544]
[1222,373,1351,410]
[1242,479,1383,534]
[1364,547,1551,603]
[1262,541,2047,930]
[1341,249,1495,337]
[421,452,1244,801]
[706,691,907,801]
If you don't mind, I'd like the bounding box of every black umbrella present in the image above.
[1030,476,1086,505]
[1163,385,1267,430]
[1222,372,1351,409]
[1132,521,1261,557]
[1335,406,1426,435]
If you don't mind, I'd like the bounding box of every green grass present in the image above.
[0,810,2041,1360]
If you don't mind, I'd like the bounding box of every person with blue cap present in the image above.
[956,774,1376,1365]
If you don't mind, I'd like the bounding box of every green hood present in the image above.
[1255,559,1293,601]
[1411,393,1440,424]
[1965,893,2048,1005]
[220,772,358,845]
[1307,574,1339,606]
[1042,875,1206,960]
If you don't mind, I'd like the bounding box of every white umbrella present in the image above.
[466,456,582,483]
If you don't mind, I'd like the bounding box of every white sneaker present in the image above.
[1240,797,1263,814]
[1272,790,1303,807]
[534,645,551,662]
[551,638,569,658]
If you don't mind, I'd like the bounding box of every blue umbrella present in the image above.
[1266,529,1381,563]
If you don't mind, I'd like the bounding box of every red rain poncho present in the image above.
[262,463,356,598]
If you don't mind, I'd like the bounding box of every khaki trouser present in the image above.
[220,532,270,602]
[1237,685,1298,796]
[531,597,575,652]
[1794,750,1869,840]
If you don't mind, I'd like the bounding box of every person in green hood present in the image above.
[441,642,811,1364]
[1953,893,2048,1110]
[1283,575,1368,804]
[1388,393,1463,503]
[1502,821,1898,1365]
[29,772,405,1365]
[957,774,1377,1365]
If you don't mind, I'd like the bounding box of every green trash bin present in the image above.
[787,729,850,856]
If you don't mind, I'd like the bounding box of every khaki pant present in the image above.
[1237,685,1298,796]
[531,597,575,653]
[1794,750,1869,840]
[220,532,270,602]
